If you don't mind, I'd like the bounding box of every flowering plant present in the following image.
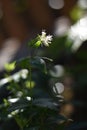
[0,31,67,130]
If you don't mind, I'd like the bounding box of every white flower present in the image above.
[8,98,19,103]
[39,30,53,46]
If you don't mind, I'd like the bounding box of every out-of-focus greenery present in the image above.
[0,0,87,129]
[42,2,87,129]
[0,33,70,130]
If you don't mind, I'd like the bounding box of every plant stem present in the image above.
[29,66,32,89]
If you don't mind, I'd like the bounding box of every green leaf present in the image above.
[16,57,30,69]
[32,98,58,110]
[70,5,83,22]
[16,56,47,73]
[8,99,30,112]
[30,57,47,73]
[25,81,35,89]
[28,37,41,48]
[35,41,41,47]
[5,61,16,72]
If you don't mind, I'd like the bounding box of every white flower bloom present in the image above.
[8,98,19,103]
[11,109,19,116]
[40,30,53,46]
[26,96,32,101]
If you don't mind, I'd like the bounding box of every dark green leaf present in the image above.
[16,57,30,69]
[30,57,47,73]
[8,99,30,112]
[32,98,58,110]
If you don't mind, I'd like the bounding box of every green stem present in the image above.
[29,64,33,98]
[29,66,32,89]
[14,116,24,130]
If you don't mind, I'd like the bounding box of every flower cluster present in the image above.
[39,30,53,47]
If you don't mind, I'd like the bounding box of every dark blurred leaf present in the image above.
[8,98,30,112]
[30,57,47,73]
[16,56,47,73]
[32,98,58,110]
[16,57,30,69]
[47,114,67,125]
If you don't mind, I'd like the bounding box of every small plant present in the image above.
[0,30,68,130]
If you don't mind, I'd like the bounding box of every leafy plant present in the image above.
[0,30,68,130]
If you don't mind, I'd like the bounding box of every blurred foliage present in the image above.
[0,0,87,129]
[44,36,72,62]
[0,33,70,130]
[0,57,69,130]
[70,5,84,22]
